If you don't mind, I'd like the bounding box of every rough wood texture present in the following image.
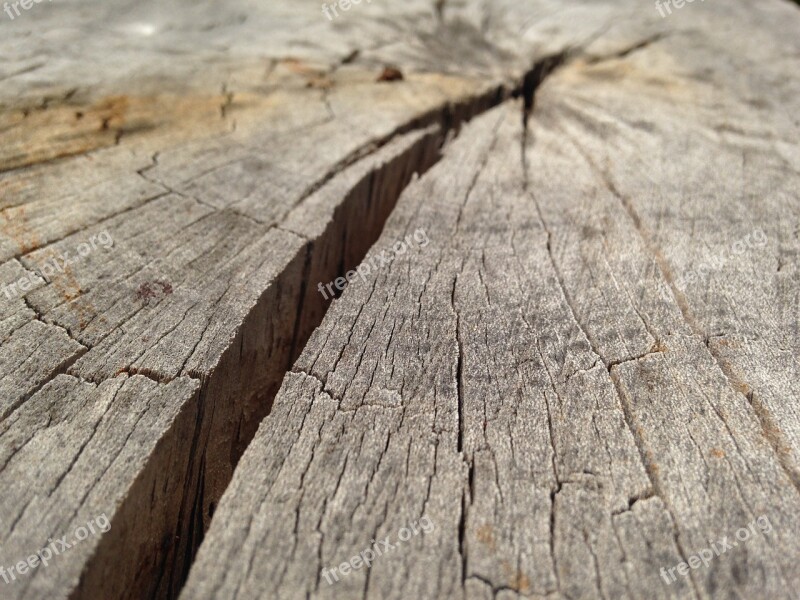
[1,0,798,599]
[182,97,800,599]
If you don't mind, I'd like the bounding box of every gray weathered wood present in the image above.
[182,2,800,598]
[0,0,608,595]
[1,0,798,598]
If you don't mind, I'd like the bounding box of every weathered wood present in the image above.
[181,96,800,599]
[0,124,450,598]
[0,0,798,598]
[0,1,586,596]
[181,2,800,599]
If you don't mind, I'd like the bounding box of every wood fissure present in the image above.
[2,1,799,598]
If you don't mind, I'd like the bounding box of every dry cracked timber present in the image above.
[0,0,799,599]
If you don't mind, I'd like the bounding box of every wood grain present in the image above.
[0,0,798,598]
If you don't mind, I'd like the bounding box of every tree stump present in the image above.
[1,1,798,598]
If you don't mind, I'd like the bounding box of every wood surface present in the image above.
[0,0,798,598]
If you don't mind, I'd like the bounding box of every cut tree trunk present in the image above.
[0,1,798,599]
